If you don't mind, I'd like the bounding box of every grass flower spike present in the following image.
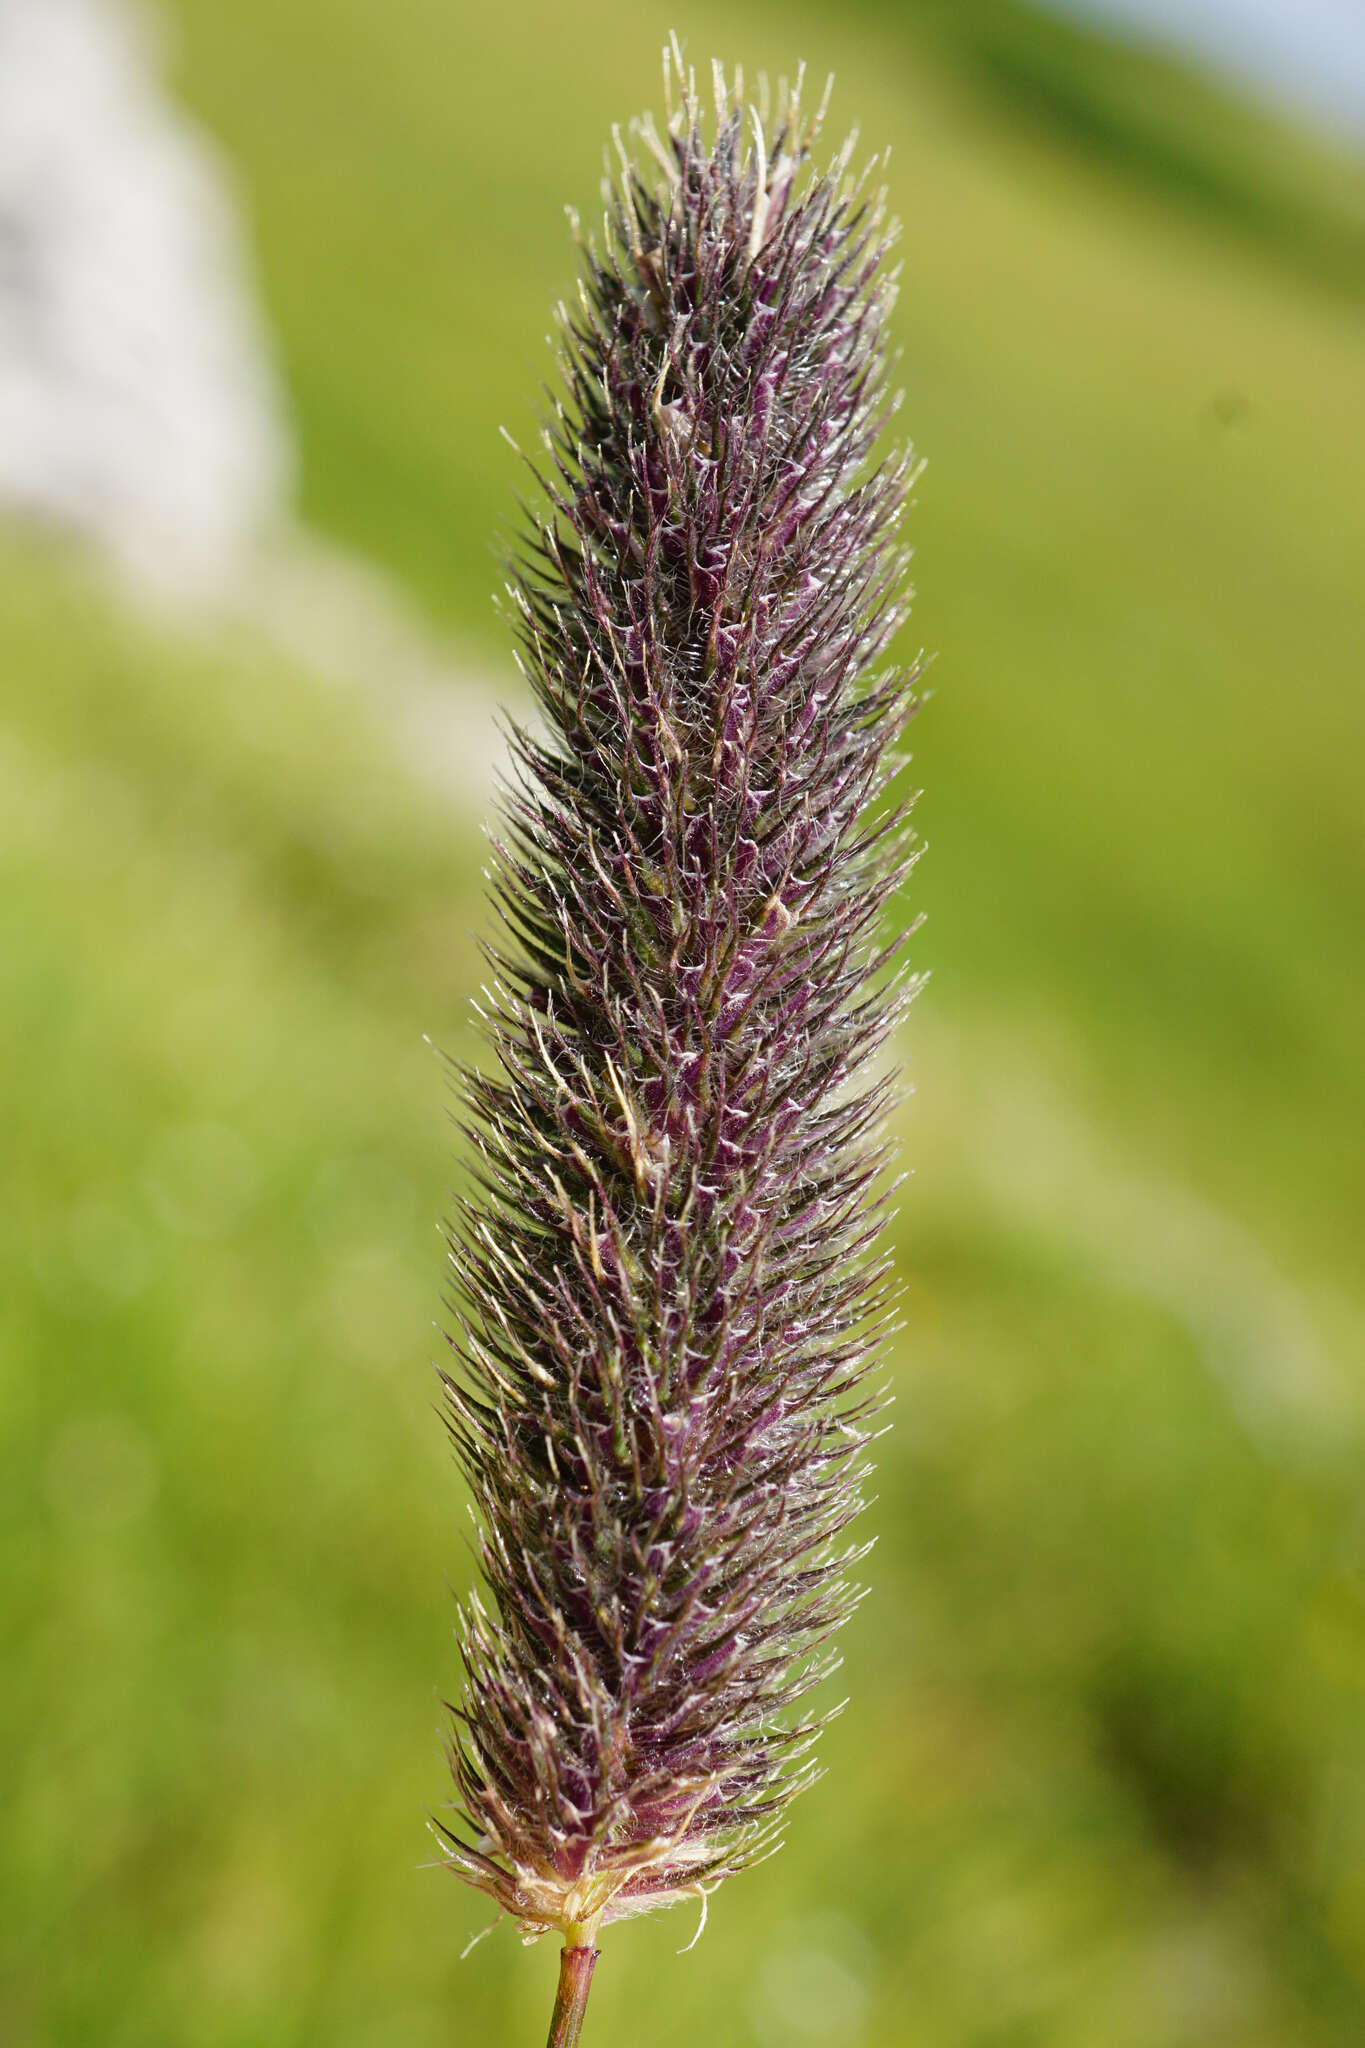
[436,44,922,2042]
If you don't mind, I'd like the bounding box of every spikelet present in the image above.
[435,43,923,1947]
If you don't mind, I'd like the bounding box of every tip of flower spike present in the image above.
[655,32,839,212]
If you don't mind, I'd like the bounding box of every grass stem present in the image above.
[545,1941,598,2048]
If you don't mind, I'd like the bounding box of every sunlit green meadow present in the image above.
[4,2,1365,2043]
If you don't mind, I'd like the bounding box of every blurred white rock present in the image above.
[0,0,518,805]
[0,0,293,594]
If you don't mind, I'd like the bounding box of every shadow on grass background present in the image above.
[3,1,1365,2043]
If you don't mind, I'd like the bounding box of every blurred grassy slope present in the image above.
[3,0,1365,2044]
[0,541,493,2047]
[885,0,1365,300]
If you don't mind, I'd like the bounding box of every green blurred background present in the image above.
[4,0,1365,2042]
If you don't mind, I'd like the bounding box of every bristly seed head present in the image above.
[434,39,924,1946]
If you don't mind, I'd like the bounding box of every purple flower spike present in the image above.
[435,43,923,1977]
